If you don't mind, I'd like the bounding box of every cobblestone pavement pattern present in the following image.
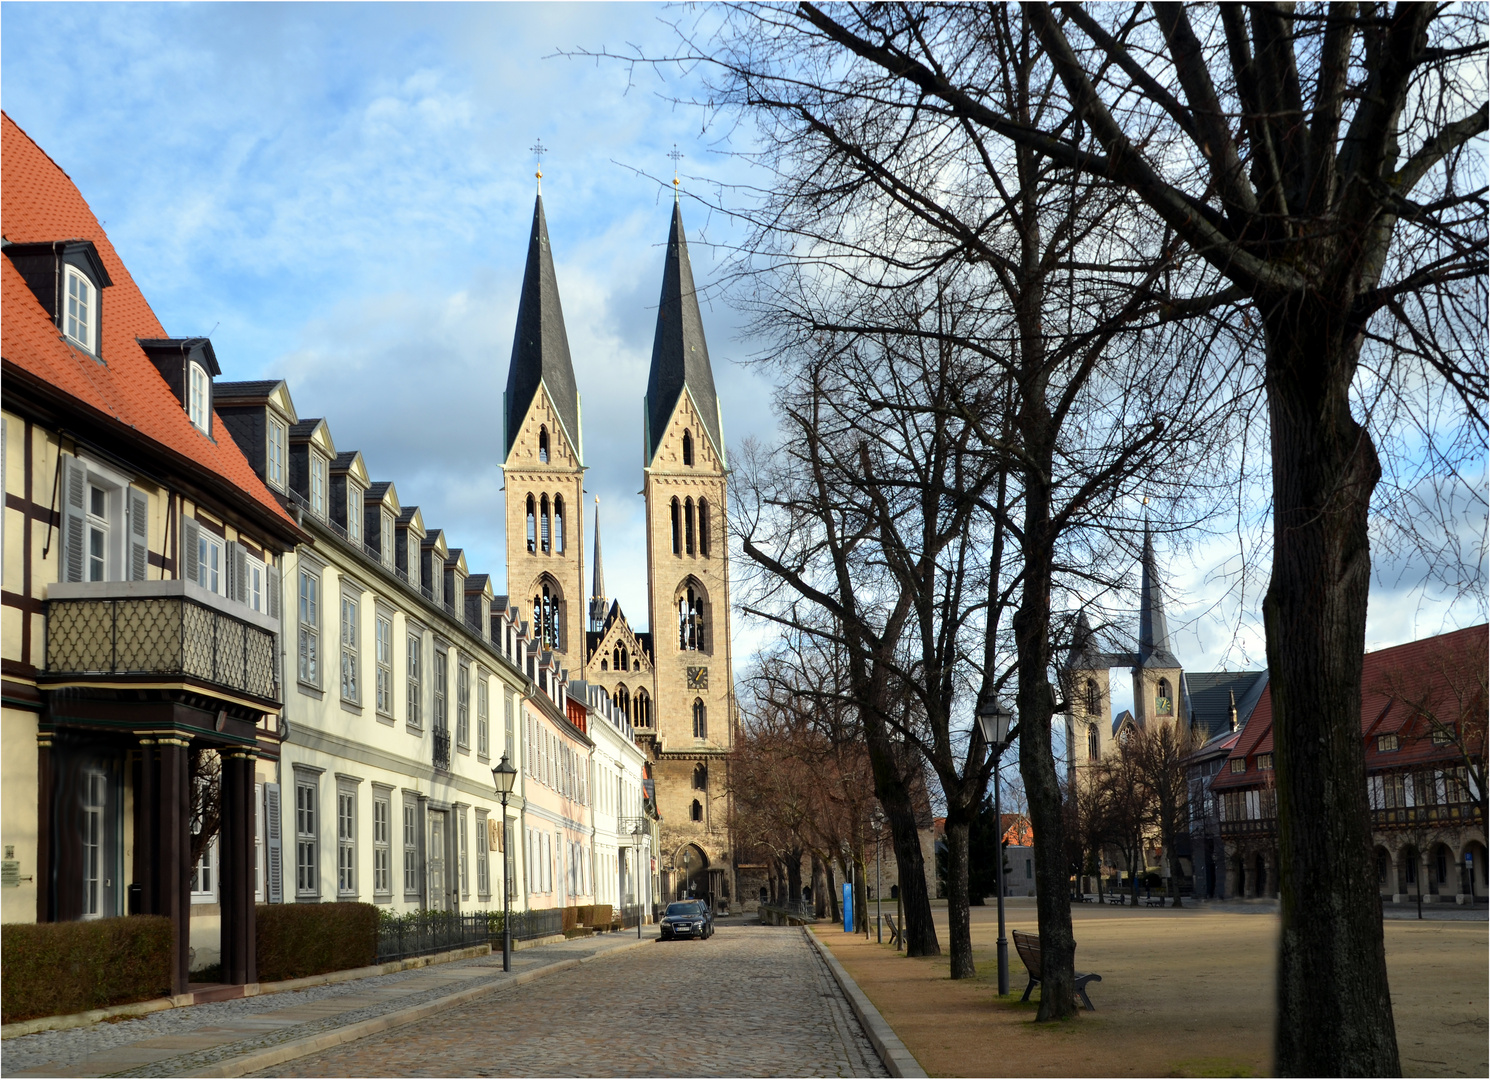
[258,924,887,1078]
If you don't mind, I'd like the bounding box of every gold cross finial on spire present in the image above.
[531,139,549,192]
[668,144,684,200]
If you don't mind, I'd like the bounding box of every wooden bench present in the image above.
[884,914,903,948]
[1011,929,1102,1011]
[1144,896,1165,908]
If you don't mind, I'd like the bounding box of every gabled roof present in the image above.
[1,113,294,536]
[504,194,581,463]
[645,201,723,467]
[1185,670,1268,744]
[1211,625,1486,791]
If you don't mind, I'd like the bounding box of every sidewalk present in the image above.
[3,932,651,1078]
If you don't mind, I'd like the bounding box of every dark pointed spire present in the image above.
[645,201,723,466]
[589,495,608,632]
[504,194,581,462]
[1138,518,1180,667]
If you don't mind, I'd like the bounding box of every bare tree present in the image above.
[751,4,1488,1067]
[1126,720,1197,907]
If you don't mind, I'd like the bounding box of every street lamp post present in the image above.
[976,695,1014,997]
[492,755,518,973]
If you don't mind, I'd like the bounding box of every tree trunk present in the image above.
[826,862,840,923]
[812,853,828,918]
[943,815,975,978]
[1167,835,1185,908]
[786,850,803,905]
[869,740,940,956]
[1262,292,1398,1076]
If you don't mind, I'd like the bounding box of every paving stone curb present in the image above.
[804,927,927,1079]
[0,944,491,1040]
[158,936,652,1078]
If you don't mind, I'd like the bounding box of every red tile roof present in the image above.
[1,113,294,533]
[1211,624,1487,790]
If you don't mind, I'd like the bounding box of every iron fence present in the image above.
[377,912,490,963]
[47,594,278,701]
[760,899,818,920]
[433,726,452,771]
[619,903,645,929]
[488,907,564,941]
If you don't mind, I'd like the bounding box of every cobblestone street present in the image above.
[257,923,887,1078]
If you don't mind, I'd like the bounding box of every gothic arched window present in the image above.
[690,799,703,822]
[538,426,550,464]
[540,495,552,554]
[699,498,711,558]
[1085,679,1100,716]
[1156,678,1174,716]
[678,583,706,651]
[634,689,651,728]
[613,684,630,721]
[693,763,708,791]
[684,498,696,556]
[554,496,565,554]
[671,498,681,556]
[682,430,694,467]
[1087,724,1100,762]
[525,495,536,554]
[533,581,561,651]
[692,698,707,739]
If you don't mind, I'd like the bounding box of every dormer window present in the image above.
[188,363,210,431]
[347,484,363,544]
[381,512,395,569]
[65,267,95,351]
[310,454,327,519]
[267,418,287,490]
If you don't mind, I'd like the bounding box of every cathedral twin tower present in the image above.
[500,193,733,901]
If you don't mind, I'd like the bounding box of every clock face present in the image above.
[687,666,709,691]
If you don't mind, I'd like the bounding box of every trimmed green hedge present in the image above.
[2,916,174,1024]
[256,902,378,983]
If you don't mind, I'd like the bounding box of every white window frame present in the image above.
[190,837,219,904]
[266,417,287,491]
[64,266,96,352]
[381,512,395,570]
[477,676,490,758]
[246,555,265,613]
[86,480,112,582]
[337,783,357,898]
[475,808,490,898]
[298,569,321,687]
[375,611,394,717]
[402,796,420,900]
[340,590,360,704]
[81,768,108,918]
[310,452,328,519]
[433,648,448,734]
[255,781,266,902]
[198,530,224,595]
[406,632,423,729]
[295,774,320,899]
[372,788,392,899]
[188,362,210,433]
[347,483,363,544]
[456,660,471,749]
[458,806,469,899]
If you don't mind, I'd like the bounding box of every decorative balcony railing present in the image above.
[47,582,280,704]
[1371,803,1477,828]
[432,725,452,771]
[1217,817,1277,838]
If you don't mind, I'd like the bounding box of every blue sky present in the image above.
[4,2,1481,722]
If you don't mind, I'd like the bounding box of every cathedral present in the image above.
[499,188,736,909]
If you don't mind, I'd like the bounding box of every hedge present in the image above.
[256,902,378,983]
[1,916,173,1024]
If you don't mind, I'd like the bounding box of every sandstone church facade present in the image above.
[500,191,736,911]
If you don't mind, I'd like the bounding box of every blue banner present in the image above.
[842,882,853,933]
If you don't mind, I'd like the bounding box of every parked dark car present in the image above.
[659,900,714,940]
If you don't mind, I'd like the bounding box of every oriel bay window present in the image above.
[59,456,149,585]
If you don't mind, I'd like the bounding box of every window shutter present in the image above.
[227,542,247,603]
[266,564,281,621]
[61,455,87,583]
[265,782,283,903]
[224,541,239,601]
[182,515,200,585]
[128,488,150,581]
